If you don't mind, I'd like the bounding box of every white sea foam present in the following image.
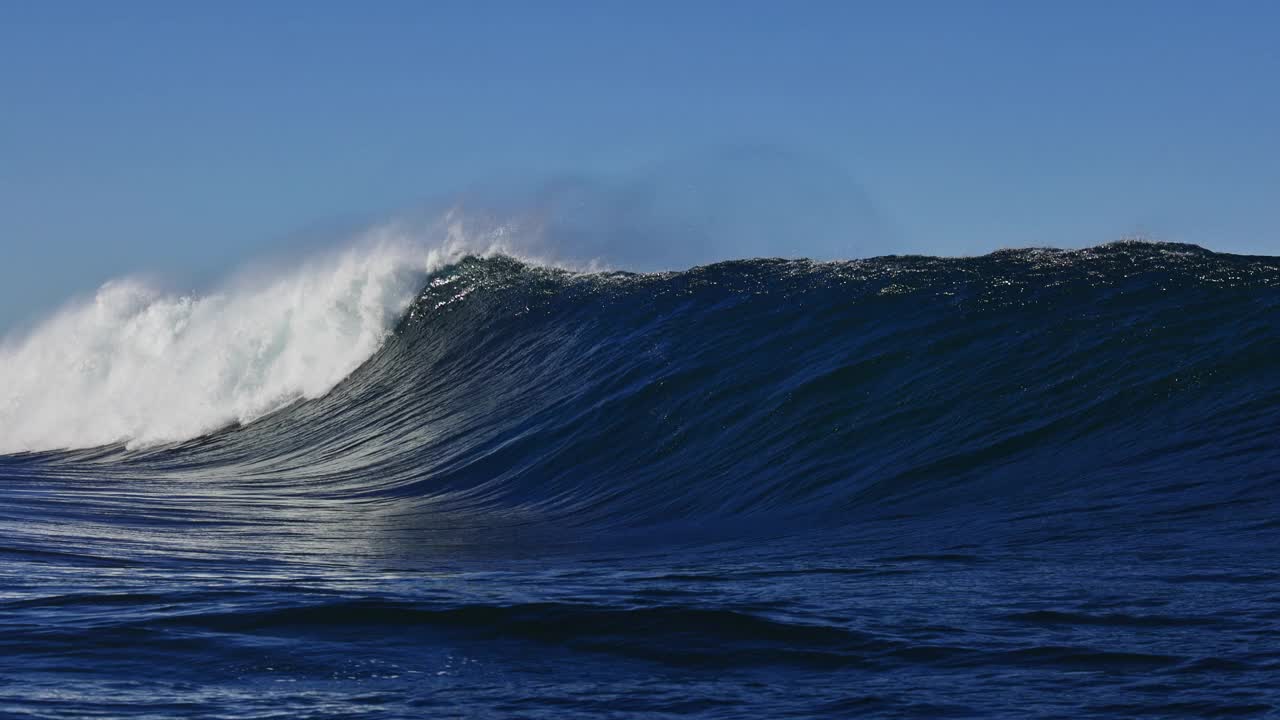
[0,216,524,453]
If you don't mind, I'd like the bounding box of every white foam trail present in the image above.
[0,217,522,453]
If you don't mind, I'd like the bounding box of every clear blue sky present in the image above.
[2,1,1277,331]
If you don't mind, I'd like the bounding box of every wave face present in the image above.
[2,241,1278,718]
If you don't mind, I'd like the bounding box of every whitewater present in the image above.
[0,219,535,453]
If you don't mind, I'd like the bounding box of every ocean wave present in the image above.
[5,241,1276,538]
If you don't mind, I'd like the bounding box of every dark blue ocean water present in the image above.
[2,242,1278,718]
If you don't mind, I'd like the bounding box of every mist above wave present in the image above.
[0,146,896,455]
